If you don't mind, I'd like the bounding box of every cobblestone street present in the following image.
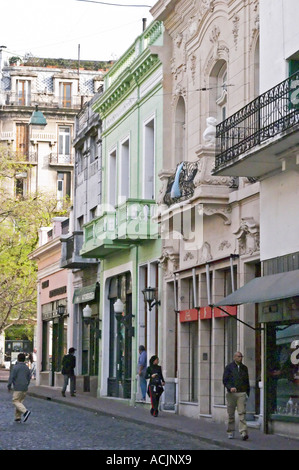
[0,384,227,451]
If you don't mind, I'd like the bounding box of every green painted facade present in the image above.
[80,21,164,400]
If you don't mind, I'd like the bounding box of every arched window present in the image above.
[209,60,228,123]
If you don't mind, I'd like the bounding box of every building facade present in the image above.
[213,0,299,438]
[7,57,105,385]
[151,0,261,424]
[80,21,164,401]
[60,90,103,395]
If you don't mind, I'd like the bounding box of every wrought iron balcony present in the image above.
[213,72,299,178]
[80,200,159,259]
[49,153,74,166]
[60,231,98,269]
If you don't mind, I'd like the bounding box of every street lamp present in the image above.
[57,304,66,317]
[82,304,92,325]
[82,304,101,339]
[113,298,135,337]
[29,105,47,129]
[142,287,160,311]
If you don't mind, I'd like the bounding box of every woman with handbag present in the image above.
[146,355,165,417]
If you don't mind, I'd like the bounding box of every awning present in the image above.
[214,269,299,307]
[73,283,98,304]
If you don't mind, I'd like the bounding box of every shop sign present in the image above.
[199,305,237,319]
[73,283,97,304]
[179,308,198,323]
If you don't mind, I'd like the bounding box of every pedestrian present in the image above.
[146,355,165,417]
[61,347,76,397]
[138,345,147,402]
[31,348,37,380]
[7,352,31,423]
[223,351,250,441]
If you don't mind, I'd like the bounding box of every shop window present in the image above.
[267,323,299,417]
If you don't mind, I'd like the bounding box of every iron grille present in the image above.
[215,72,299,171]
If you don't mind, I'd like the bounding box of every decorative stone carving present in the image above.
[234,217,260,255]
[203,205,232,225]
[171,32,187,80]
[163,161,198,206]
[198,241,213,264]
[159,246,180,278]
[232,15,240,51]
[218,240,231,251]
[203,116,217,146]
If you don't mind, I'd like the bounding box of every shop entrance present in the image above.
[107,273,133,399]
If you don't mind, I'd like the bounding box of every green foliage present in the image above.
[5,324,34,341]
[0,147,70,335]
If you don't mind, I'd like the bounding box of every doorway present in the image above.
[107,273,133,398]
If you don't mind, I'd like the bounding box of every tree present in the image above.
[0,147,70,335]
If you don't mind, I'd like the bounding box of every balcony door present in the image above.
[16,123,29,159]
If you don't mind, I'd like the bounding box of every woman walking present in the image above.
[146,355,165,417]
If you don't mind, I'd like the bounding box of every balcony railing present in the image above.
[81,200,158,258]
[214,72,299,172]
[60,231,97,269]
[49,153,74,166]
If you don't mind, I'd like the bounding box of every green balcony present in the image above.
[117,199,158,241]
[80,200,159,259]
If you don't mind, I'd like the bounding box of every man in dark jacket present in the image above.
[7,353,31,423]
[223,351,250,441]
[61,347,76,397]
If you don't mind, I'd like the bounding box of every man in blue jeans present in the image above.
[61,347,76,397]
[138,345,147,401]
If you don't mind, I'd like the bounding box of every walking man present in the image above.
[7,352,31,423]
[223,351,250,441]
[61,347,76,397]
[138,345,147,401]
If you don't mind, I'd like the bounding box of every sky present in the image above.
[1,0,157,62]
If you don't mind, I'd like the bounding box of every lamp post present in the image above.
[113,298,134,337]
[57,304,66,317]
[82,304,101,339]
[29,105,47,129]
[82,304,92,325]
[142,287,161,311]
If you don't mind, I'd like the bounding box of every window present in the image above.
[119,138,130,203]
[57,172,71,208]
[175,97,186,165]
[266,323,299,417]
[58,127,71,163]
[16,123,29,158]
[143,118,155,200]
[60,83,72,108]
[216,64,227,121]
[209,60,228,123]
[90,206,97,220]
[108,149,117,208]
[90,134,98,163]
[17,79,31,106]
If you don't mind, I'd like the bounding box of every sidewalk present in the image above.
[1,368,298,450]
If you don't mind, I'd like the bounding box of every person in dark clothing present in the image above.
[223,351,250,441]
[61,347,76,397]
[146,355,165,417]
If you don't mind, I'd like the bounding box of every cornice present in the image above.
[93,53,161,119]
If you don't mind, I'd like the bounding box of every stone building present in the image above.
[150,0,261,425]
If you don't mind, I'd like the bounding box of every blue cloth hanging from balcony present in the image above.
[170,162,184,198]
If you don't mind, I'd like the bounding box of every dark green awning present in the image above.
[214,269,299,306]
[73,283,98,304]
